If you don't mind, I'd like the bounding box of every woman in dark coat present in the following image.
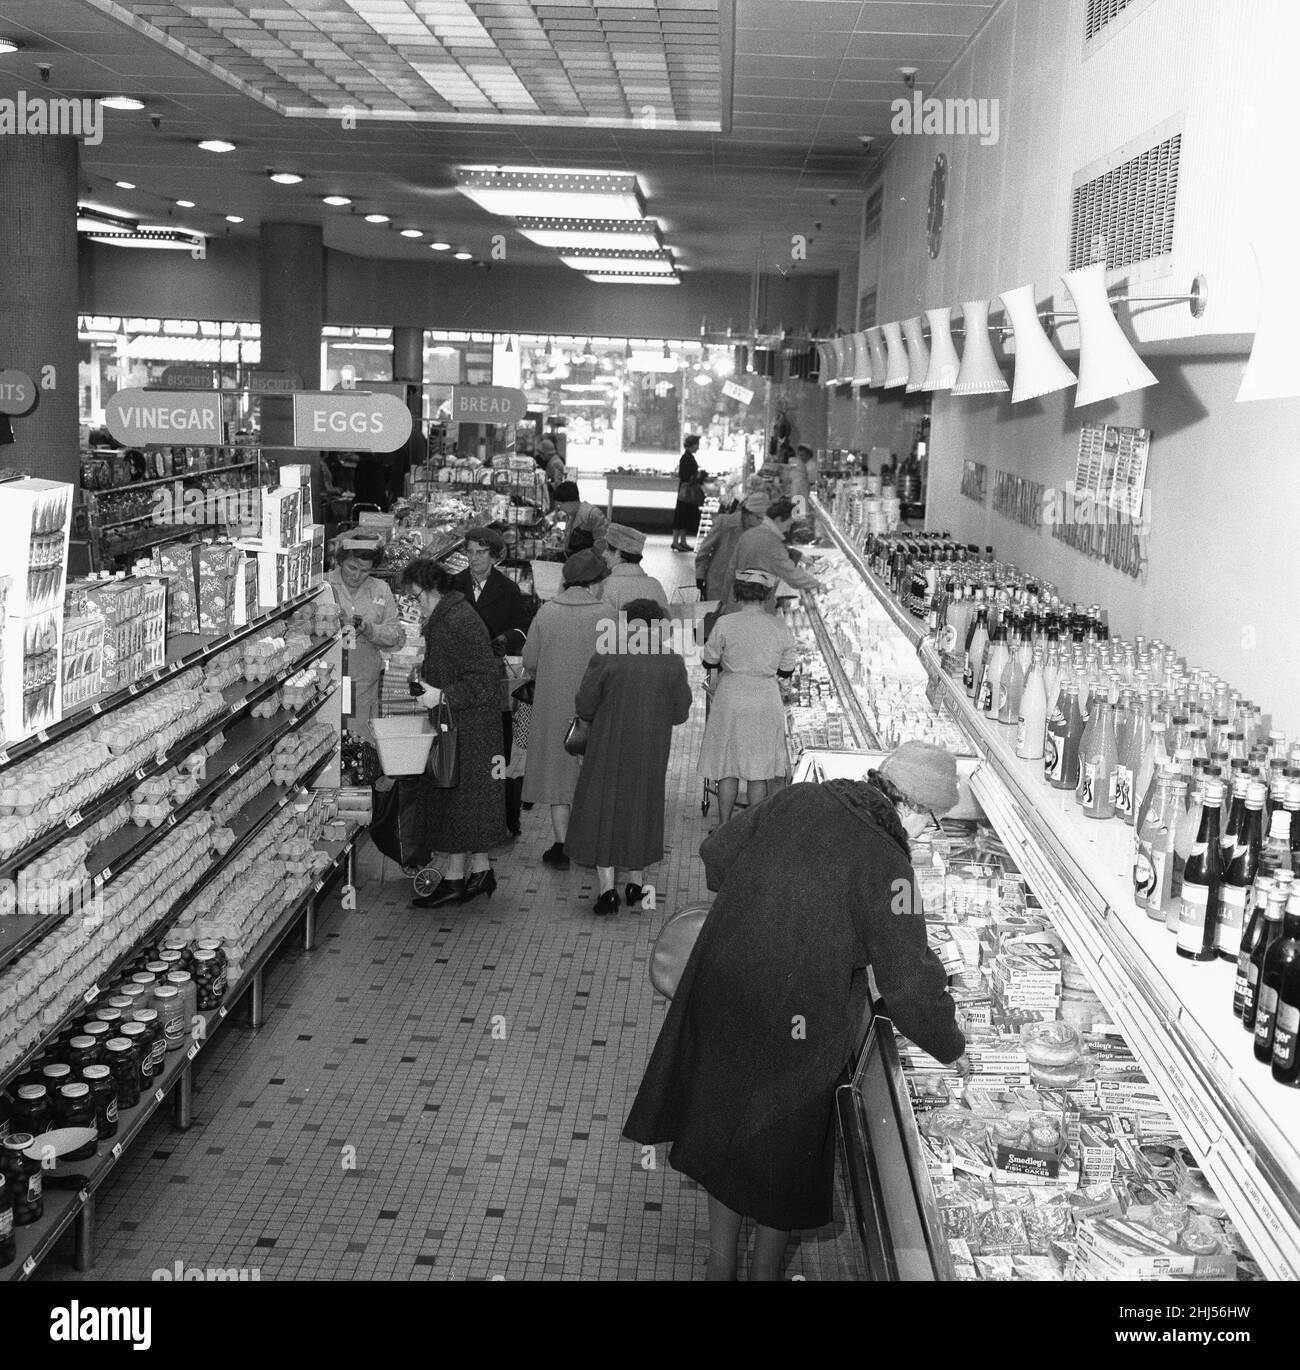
[670,433,702,552]
[565,600,693,916]
[624,741,969,1280]
[452,526,536,836]
[399,559,511,909]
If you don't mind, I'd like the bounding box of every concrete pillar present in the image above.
[0,136,81,484]
[390,325,425,500]
[258,222,323,465]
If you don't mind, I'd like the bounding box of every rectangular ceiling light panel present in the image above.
[457,166,644,219]
[515,217,663,249]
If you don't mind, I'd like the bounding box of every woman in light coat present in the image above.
[326,533,405,743]
[520,549,611,869]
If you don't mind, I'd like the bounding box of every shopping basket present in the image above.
[372,716,435,776]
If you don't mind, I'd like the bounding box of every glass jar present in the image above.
[10,1085,52,1138]
[55,1083,97,1160]
[150,985,185,1051]
[0,1136,42,1225]
[156,948,185,975]
[81,1065,118,1141]
[142,960,169,980]
[86,1012,120,1040]
[191,948,227,1011]
[105,994,135,1017]
[129,972,157,994]
[41,1063,73,1094]
[117,1022,151,1093]
[65,1035,102,1074]
[118,983,151,1014]
[104,1037,141,1110]
[129,1010,165,1081]
[165,970,197,1032]
[0,1173,14,1267]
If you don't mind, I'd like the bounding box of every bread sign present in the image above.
[450,385,527,426]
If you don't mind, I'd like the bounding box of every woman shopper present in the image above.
[694,491,766,603]
[564,600,693,916]
[624,741,969,1280]
[721,497,824,610]
[326,533,405,743]
[452,527,536,837]
[399,560,511,909]
[670,433,703,552]
[551,480,609,556]
[520,549,610,869]
[697,570,796,826]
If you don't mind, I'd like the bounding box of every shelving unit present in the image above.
[818,501,1300,1281]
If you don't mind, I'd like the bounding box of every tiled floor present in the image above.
[39,537,864,1282]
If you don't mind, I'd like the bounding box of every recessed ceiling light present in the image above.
[584,273,680,286]
[454,251,473,261]
[364,213,389,224]
[0,39,20,56]
[400,228,423,238]
[225,215,244,224]
[429,241,451,251]
[176,199,195,208]
[322,195,351,207]
[516,218,663,251]
[269,172,303,185]
[101,96,144,111]
[197,139,236,153]
[114,181,135,190]
[457,167,643,221]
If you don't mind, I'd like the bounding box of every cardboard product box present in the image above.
[259,487,303,550]
[139,579,167,670]
[195,542,241,634]
[254,545,295,609]
[150,541,199,636]
[1073,1216,1237,1281]
[60,610,105,712]
[230,552,260,628]
[278,465,315,526]
[2,608,62,742]
[0,479,73,618]
[305,523,326,580]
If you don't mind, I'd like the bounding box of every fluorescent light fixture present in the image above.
[901,318,930,392]
[101,96,144,111]
[515,217,662,251]
[86,224,206,251]
[77,205,135,234]
[225,215,244,224]
[999,284,1076,403]
[197,139,236,153]
[429,241,451,251]
[1061,263,1157,406]
[883,323,910,387]
[114,181,135,190]
[952,301,1009,396]
[458,167,644,220]
[0,39,20,56]
[583,273,679,285]
[454,251,473,260]
[176,199,195,208]
[559,250,675,275]
[269,171,303,185]
[322,195,351,207]
[923,308,961,391]
[400,228,423,238]
[364,213,389,224]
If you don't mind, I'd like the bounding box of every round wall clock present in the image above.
[927,154,947,259]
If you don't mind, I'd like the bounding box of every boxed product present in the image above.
[0,478,73,617]
[230,552,260,628]
[305,523,326,580]
[259,487,303,550]
[154,541,200,635]
[60,608,106,711]
[195,542,240,634]
[278,465,314,526]
[1071,1215,1237,1281]
[2,608,62,741]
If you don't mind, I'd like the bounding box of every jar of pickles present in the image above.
[10,1085,51,1137]
[104,1037,141,1110]
[65,1035,102,1074]
[165,970,197,1031]
[81,1066,118,1141]
[117,1022,151,1090]
[83,1016,117,1047]
[55,1083,97,1160]
[150,985,185,1051]
[41,1062,72,1094]
[129,1010,165,1081]
[191,948,227,1011]
[0,1136,41,1225]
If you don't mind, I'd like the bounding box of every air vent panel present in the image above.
[859,289,878,329]
[1068,132,1181,272]
[1086,0,1138,41]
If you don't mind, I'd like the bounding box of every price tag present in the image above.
[127,682,140,696]
[218,1005,228,1019]
[134,766,148,781]
[154,1087,165,1104]
[90,703,103,716]
[83,984,99,1004]
[228,762,240,776]
[78,1187,89,1204]
[35,729,49,744]
[155,752,167,769]
[22,1257,35,1277]
[166,814,177,828]
[111,1143,123,1160]
[0,750,9,766]
[186,1042,199,1061]
[64,810,83,829]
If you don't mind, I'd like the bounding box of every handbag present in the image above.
[563,715,591,756]
[649,903,711,999]
[426,699,460,787]
[511,679,536,705]
[677,479,705,508]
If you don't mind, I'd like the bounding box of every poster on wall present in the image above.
[1073,422,1150,519]
[960,460,987,504]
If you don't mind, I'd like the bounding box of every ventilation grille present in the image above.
[863,187,884,243]
[859,290,878,329]
[1086,0,1136,40]
[1068,133,1181,271]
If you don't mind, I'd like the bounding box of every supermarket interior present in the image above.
[1,0,1299,1313]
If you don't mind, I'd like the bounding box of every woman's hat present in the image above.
[743,491,770,514]
[334,531,384,562]
[733,568,776,587]
[683,434,701,449]
[553,480,580,503]
[605,523,646,554]
[562,549,609,586]
[463,526,505,554]
[879,741,961,815]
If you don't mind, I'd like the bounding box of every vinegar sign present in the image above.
[292,391,412,452]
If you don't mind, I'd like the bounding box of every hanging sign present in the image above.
[292,391,413,451]
[105,387,222,445]
[450,385,527,425]
[721,379,754,405]
[249,370,302,393]
[332,380,408,398]
[0,370,36,415]
[159,365,218,390]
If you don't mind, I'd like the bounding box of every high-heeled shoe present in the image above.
[541,842,570,870]
[593,888,621,917]
[624,883,645,910]
[462,869,496,903]
[413,878,465,909]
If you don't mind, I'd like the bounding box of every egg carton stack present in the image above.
[269,721,335,787]
[287,599,342,641]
